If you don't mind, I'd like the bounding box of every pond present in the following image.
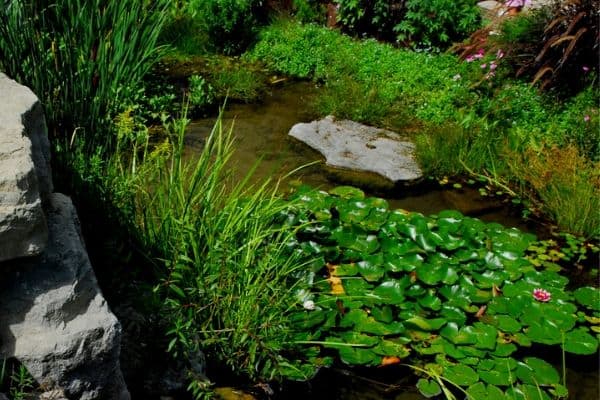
[184,81,598,400]
[186,81,530,232]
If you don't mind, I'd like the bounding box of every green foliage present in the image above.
[334,0,404,41]
[96,112,312,383]
[192,0,265,55]
[0,0,168,151]
[188,75,216,109]
[281,186,600,397]
[0,361,35,400]
[395,0,482,49]
[293,0,326,24]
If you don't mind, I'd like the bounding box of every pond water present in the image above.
[186,81,530,232]
[185,81,598,400]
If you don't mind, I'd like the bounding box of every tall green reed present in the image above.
[110,111,310,383]
[0,0,168,152]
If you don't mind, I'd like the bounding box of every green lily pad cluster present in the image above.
[280,185,600,398]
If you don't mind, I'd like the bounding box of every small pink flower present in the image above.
[583,65,590,73]
[466,55,475,62]
[489,62,497,71]
[474,53,485,60]
[481,63,487,69]
[486,71,496,79]
[533,288,551,302]
[496,49,505,59]
[584,115,591,122]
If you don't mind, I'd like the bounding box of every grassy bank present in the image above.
[245,20,600,237]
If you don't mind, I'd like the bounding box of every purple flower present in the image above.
[505,0,532,7]
[533,288,551,302]
[584,115,591,122]
[583,65,590,73]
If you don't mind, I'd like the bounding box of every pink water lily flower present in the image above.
[533,288,551,302]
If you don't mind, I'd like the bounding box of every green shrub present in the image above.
[193,0,265,55]
[334,0,405,41]
[293,0,326,24]
[395,0,482,49]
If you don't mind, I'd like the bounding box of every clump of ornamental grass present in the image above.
[122,112,312,385]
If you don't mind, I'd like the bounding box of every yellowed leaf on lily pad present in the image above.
[327,263,345,295]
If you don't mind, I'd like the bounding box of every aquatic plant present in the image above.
[279,185,599,398]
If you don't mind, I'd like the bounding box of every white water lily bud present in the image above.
[303,300,316,310]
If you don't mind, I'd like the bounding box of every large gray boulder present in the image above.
[0,74,52,262]
[0,73,129,399]
[0,193,129,400]
[289,116,422,184]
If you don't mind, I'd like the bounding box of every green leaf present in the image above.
[417,379,442,398]
[418,294,442,311]
[357,258,385,282]
[493,315,522,334]
[573,287,600,311]
[373,279,406,305]
[338,346,379,366]
[338,200,371,224]
[405,316,447,331]
[329,186,365,199]
[443,364,479,386]
[515,357,560,386]
[466,382,507,400]
[563,327,599,355]
[371,305,393,323]
[441,323,477,345]
[372,339,411,357]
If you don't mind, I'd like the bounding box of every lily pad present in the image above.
[329,186,365,200]
[466,382,507,400]
[515,357,560,386]
[373,279,406,305]
[417,379,442,398]
[573,286,600,311]
[443,364,479,386]
[562,327,599,355]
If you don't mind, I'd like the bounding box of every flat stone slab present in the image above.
[289,116,422,184]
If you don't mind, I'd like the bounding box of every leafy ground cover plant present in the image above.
[245,20,600,236]
[279,185,600,398]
